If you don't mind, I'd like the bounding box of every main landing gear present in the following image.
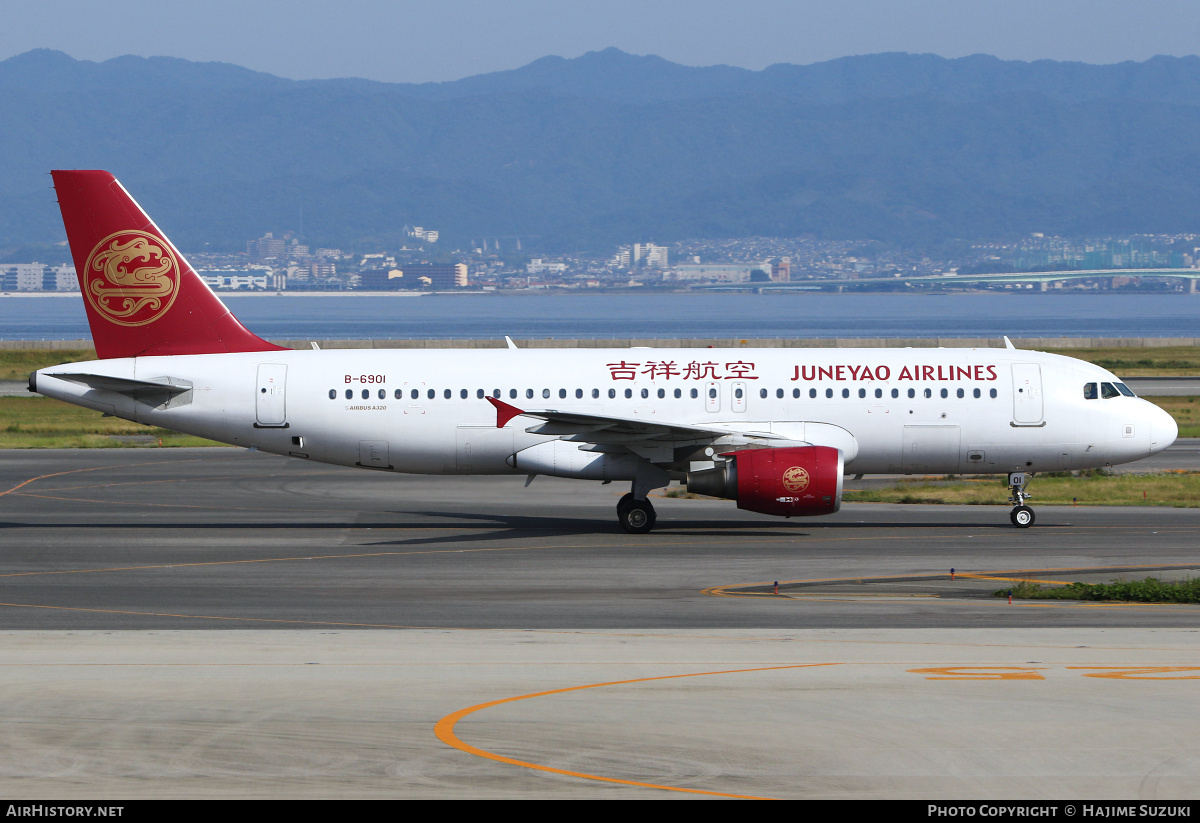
[1008,472,1035,528]
[617,493,657,534]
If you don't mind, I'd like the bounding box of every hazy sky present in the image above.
[4,0,1200,83]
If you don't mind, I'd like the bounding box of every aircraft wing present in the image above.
[485,396,782,443]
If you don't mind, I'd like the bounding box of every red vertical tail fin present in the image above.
[51,170,287,359]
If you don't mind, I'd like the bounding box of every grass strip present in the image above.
[0,396,219,448]
[845,470,1200,507]
[997,578,1200,603]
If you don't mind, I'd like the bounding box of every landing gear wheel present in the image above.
[617,493,656,534]
[1010,505,1035,528]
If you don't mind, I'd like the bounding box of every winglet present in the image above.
[486,396,524,428]
[504,336,518,350]
[1003,336,1016,350]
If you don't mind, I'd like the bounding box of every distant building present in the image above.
[771,257,791,282]
[359,264,467,290]
[670,262,773,283]
[247,232,286,263]
[634,243,669,268]
[0,263,77,292]
[198,271,277,290]
[406,226,439,243]
[612,243,669,269]
[526,258,567,274]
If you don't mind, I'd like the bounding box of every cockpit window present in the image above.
[1116,383,1136,397]
[1083,382,1097,400]
[1100,382,1120,399]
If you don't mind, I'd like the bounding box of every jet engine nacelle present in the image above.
[686,445,844,517]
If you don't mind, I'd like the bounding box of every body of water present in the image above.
[1,291,1197,341]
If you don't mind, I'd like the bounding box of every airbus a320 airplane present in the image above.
[30,171,1178,532]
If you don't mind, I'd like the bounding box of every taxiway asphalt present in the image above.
[0,448,1197,799]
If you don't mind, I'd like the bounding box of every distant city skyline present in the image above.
[3,0,1200,84]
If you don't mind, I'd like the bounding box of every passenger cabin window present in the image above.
[690,388,699,399]
[328,389,337,400]
[346,389,354,400]
[1084,382,1098,400]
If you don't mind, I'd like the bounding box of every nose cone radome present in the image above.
[1148,403,1178,456]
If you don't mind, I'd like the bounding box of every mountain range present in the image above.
[4,47,1200,252]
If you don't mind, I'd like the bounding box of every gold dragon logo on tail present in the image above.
[83,231,181,327]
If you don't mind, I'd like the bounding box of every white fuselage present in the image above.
[35,346,1176,479]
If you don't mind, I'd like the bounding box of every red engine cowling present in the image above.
[686,445,843,517]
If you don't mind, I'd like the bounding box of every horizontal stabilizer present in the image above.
[45,372,190,399]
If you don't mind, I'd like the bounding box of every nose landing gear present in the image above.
[1008,472,1035,528]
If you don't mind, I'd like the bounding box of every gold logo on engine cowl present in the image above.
[782,466,810,492]
[82,231,181,327]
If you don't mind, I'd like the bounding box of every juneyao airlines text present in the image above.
[793,364,1000,382]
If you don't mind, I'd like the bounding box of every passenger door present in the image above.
[1011,364,1044,426]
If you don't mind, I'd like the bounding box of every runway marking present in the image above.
[1066,667,1200,679]
[909,666,1047,680]
[703,563,1200,599]
[0,600,505,629]
[434,663,838,799]
[31,469,348,493]
[954,572,1076,585]
[0,539,692,579]
[0,455,245,499]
